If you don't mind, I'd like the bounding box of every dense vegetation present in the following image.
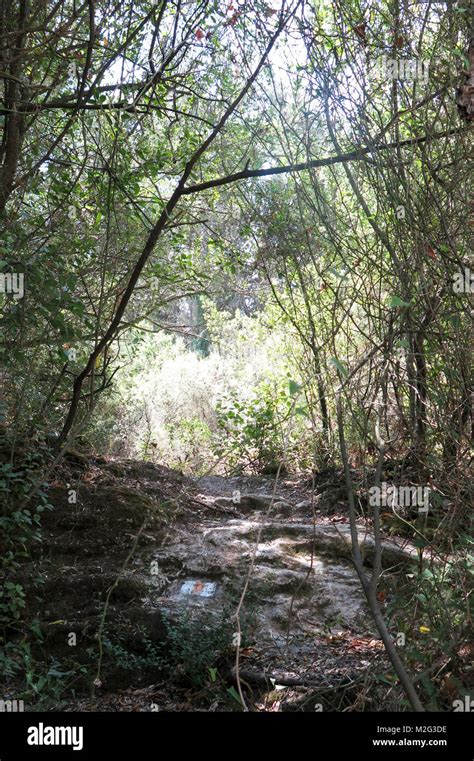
[0,0,472,712]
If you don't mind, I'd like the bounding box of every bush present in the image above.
[86,307,300,473]
[214,384,287,473]
[0,449,53,633]
[213,377,316,474]
[391,535,474,709]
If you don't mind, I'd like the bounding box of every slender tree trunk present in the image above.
[336,390,425,712]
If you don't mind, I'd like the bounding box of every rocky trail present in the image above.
[154,473,413,639]
[27,458,419,711]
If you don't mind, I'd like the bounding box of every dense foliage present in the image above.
[0,0,472,711]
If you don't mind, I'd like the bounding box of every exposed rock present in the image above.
[141,474,421,649]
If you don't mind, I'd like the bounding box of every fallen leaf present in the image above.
[353,23,367,42]
[348,636,384,651]
[367,639,384,649]
[440,674,458,698]
[457,642,474,659]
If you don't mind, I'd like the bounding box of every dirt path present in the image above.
[36,460,416,711]
[136,472,415,707]
[153,474,371,638]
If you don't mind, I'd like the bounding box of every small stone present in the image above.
[274,501,292,516]
[296,500,313,509]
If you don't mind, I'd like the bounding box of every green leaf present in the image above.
[226,686,243,706]
[47,667,69,678]
[389,295,410,308]
[30,620,44,640]
[208,667,218,683]
[289,380,302,396]
[294,406,309,418]
[375,672,399,686]
[329,357,348,377]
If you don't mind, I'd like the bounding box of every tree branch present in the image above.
[181,128,464,196]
